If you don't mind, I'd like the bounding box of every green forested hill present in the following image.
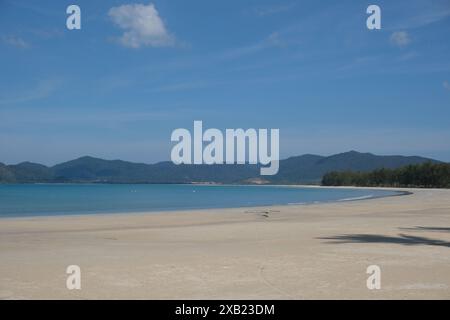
[0,151,441,184]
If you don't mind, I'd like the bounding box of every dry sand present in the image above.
[0,187,449,299]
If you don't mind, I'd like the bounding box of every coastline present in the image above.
[0,187,449,299]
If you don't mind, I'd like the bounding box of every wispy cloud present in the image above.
[4,0,59,17]
[444,81,450,91]
[0,106,193,130]
[337,55,381,71]
[253,3,296,17]
[398,51,419,61]
[218,32,287,61]
[282,126,450,161]
[1,35,29,48]
[408,8,450,28]
[0,79,60,105]
[390,31,411,47]
[28,28,64,40]
[108,3,174,48]
[152,81,209,93]
[388,2,450,30]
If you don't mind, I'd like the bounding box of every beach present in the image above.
[0,187,449,299]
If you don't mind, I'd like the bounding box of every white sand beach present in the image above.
[0,187,449,299]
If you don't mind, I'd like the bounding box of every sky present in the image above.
[0,0,449,165]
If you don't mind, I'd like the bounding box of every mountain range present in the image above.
[0,151,441,184]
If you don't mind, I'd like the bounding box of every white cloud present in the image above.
[1,35,29,48]
[390,31,411,47]
[108,3,174,48]
[443,81,450,91]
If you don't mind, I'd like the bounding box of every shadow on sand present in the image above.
[318,233,450,248]
[398,226,450,233]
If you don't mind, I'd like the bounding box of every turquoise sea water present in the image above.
[0,184,400,218]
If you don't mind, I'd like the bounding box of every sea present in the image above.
[0,184,401,218]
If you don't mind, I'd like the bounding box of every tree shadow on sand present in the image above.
[318,234,450,248]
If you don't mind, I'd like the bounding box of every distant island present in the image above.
[1,151,447,186]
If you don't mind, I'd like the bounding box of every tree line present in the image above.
[322,162,450,188]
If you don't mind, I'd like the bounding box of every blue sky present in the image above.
[0,0,449,165]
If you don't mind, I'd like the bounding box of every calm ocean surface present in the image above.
[0,184,400,218]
